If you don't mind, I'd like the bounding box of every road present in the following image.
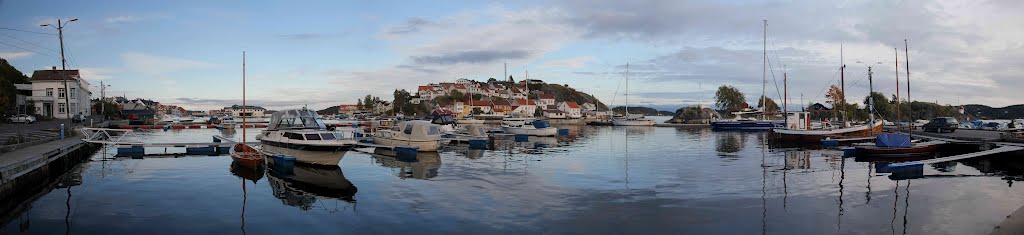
[0,117,103,134]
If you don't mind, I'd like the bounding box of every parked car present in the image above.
[7,114,36,124]
[923,117,958,133]
[72,114,88,123]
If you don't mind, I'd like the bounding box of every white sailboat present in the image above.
[612,63,655,126]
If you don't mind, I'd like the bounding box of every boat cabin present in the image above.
[390,121,443,139]
[784,112,811,130]
[268,109,327,130]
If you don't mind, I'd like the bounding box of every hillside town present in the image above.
[331,78,609,119]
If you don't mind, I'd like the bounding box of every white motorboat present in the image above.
[371,120,444,152]
[502,118,558,136]
[220,116,237,129]
[456,118,486,124]
[428,113,458,134]
[262,145,348,166]
[256,109,357,158]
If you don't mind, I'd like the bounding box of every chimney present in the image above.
[52,66,56,71]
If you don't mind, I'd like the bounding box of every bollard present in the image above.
[468,139,488,149]
[558,128,569,135]
[60,124,65,140]
[270,155,296,175]
[395,146,419,161]
[514,134,529,142]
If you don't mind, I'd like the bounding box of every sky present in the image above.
[1,0,1021,111]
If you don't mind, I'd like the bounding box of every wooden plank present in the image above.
[887,146,1024,168]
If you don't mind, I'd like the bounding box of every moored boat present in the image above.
[231,143,265,168]
[256,108,357,154]
[774,111,884,142]
[501,118,558,136]
[853,133,944,157]
[371,120,444,152]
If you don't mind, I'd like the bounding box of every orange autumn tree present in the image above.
[825,85,845,122]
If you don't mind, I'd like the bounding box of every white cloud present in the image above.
[105,15,140,24]
[77,67,115,80]
[120,52,218,75]
[0,51,33,60]
[541,56,595,69]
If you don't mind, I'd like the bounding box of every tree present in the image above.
[92,99,120,119]
[487,77,497,83]
[715,85,746,112]
[449,90,465,101]
[356,99,363,111]
[363,95,375,111]
[0,58,30,113]
[863,92,893,120]
[472,94,483,100]
[508,75,515,84]
[393,89,411,115]
[756,96,779,113]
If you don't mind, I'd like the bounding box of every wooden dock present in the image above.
[886,146,1024,168]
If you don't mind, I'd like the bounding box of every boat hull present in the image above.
[502,126,558,136]
[611,119,655,126]
[853,142,943,157]
[371,137,442,152]
[775,122,885,142]
[230,143,264,168]
[261,140,354,152]
[261,145,348,166]
[711,120,782,130]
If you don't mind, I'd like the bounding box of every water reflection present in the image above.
[370,149,442,179]
[716,132,745,155]
[267,165,358,210]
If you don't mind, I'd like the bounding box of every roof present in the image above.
[493,100,513,106]
[563,101,580,109]
[30,69,80,81]
[515,99,536,106]
[546,105,558,110]
[470,100,491,106]
[454,84,466,89]
[539,94,555,99]
[418,86,431,91]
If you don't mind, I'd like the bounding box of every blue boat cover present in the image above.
[532,120,550,129]
[875,133,911,147]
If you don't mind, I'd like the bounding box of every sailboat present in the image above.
[231,51,264,167]
[773,43,883,142]
[612,63,655,126]
[711,20,784,130]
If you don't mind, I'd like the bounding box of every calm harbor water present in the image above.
[5,119,1024,234]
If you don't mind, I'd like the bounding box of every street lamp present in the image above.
[40,18,78,121]
[857,60,883,135]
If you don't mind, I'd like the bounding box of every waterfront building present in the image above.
[27,68,91,119]
[558,101,582,119]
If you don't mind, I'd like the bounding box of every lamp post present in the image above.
[857,61,883,136]
[40,18,78,121]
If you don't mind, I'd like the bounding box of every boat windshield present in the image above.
[268,109,326,130]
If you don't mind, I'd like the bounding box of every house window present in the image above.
[58,103,66,114]
[46,88,53,96]
[58,88,66,98]
[70,88,76,98]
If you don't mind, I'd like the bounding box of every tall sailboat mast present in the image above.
[762,20,767,119]
[625,63,629,115]
[905,39,912,138]
[894,48,901,132]
[242,51,247,142]
[841,45,846,126]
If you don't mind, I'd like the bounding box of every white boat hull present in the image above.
[611,118,655,126]
[456,119,486,124]
[261,145,347,166]
[371,137,442,152]
[502,126,558,136]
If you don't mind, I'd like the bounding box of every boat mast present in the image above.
[905,39,912,138]
[894,48,901,133]
[242,51,247,143]
[841,45,847,127]
[625,62,629,116]
[783,65,787,127]
[868,66,875,136]
[762,20,767,120]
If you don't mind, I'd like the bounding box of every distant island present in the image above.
[610,106,675,116]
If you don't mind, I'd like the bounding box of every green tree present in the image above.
[449,90,465,101]
[363,95,375,111]
[715,85,746,112]
[393,89,411,114]
[356,99,363,110]
[863,92,893,120]
[487,77,497,83]
[0,58,30,113]
[756,96,779,113]
[92,99,120,119]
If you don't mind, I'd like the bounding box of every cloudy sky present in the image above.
[0,0,1020,111]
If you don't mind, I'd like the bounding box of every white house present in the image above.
[224,105,267,117]
[537,94,556,106]
[558,101,582,118]
[28,68,91,119]
[511,99,537,117]
[544,109,566,119]
[469,100,493,114]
